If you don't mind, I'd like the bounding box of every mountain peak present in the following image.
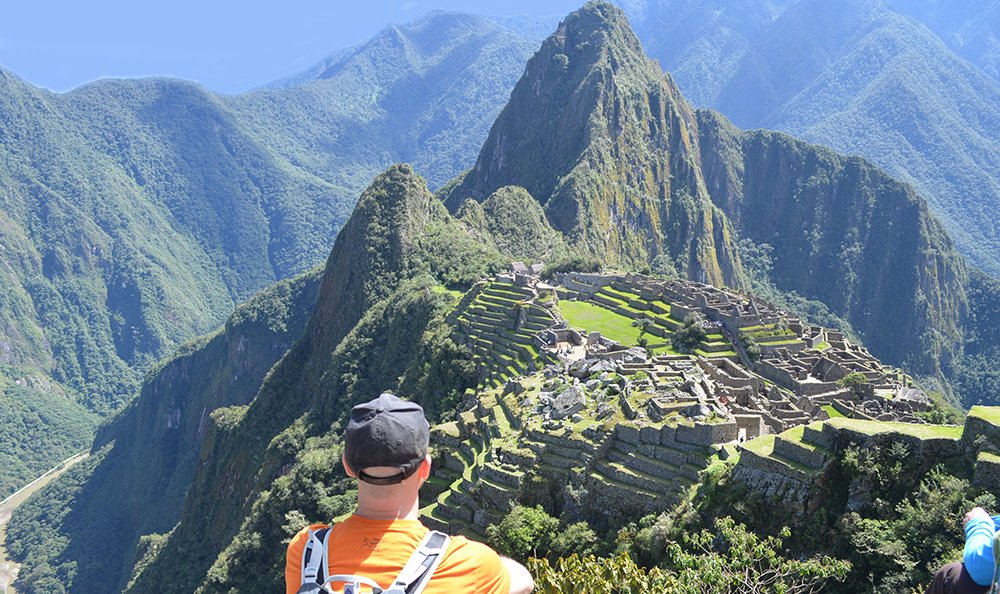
[443,1,739,286]
[307,164,435,347]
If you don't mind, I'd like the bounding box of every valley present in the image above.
[0,452,87,594]
[0,2,998,593]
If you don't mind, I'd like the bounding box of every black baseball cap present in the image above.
[344,393,430,485]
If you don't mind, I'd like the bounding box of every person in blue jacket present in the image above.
[928,507,1000,594]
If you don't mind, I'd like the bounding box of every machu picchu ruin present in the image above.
[420,266,956,537]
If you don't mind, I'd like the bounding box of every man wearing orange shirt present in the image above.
[286,393,535,594]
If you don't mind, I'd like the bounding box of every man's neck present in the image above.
[355,482,420,520]
[354,492,420,521]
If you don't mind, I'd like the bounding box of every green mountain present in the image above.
[445,1,971,377]
[0,372,97,500]
[456,186,569,262]
[3,270,321,593]
[886,0,1000,80]
[696,111,968,374]
[226,11,544,191]
[5,4,1000,594]
[443,3,744,286]
[617,0,1000,277]
[0,12,543,496]
[119,165,501,594]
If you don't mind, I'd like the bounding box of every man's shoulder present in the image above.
[437,535,510,593]
[448,535,500,555]
[443,535,504,569]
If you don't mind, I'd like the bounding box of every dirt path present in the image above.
[0,452,89,594]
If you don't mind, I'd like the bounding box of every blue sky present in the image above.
[0,0,584,94]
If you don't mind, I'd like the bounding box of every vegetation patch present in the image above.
[826,417,963,440]
[559,300,641,345]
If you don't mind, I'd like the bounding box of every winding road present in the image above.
[0,453,88,594]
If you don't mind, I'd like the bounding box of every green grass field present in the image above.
[431,285,463,299]
[559,300,641,345]
[826,417,963,440]
[969,406,1000,426]
[821,404,846,418]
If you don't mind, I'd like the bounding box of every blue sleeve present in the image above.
[964,515,996,586]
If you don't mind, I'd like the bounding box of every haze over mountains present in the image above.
[3,3,998,593]
[0,12,543,499]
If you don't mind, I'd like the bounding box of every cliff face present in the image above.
[444,2,743,286]
[697,109,968,373]
[116,165,502,594]
[5,270,321,594]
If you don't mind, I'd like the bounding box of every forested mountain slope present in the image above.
[0,12,542,495]
[8,4,997,593]
[886,0,1000,80]
[618,0,1000,277]
[4,270,321,594]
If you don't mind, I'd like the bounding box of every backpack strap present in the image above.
[298,526,331,593]
[383,530,451,594]
[323,575,385,594]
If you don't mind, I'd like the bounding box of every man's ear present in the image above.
[342,453,357,478]
[418,454,432,480]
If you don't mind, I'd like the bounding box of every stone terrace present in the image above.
[732,416,976,509]
[449,280,558,389]
[550,272,928,428]
[420,372,736,532]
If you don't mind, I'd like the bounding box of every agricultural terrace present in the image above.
[558,300,642,345]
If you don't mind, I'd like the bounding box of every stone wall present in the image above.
[772,436,827,469]
[735,415,765,440]
[974,452,1000,494]
[961,410,1000,451]
[676,421,738,446]
[827,422,963,460]
[731,449,812,504]
[756,360,799,391]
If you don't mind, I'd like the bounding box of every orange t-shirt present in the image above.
[285,516,510,594]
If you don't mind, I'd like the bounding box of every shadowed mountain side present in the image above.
[697,109,967,374]
[616,0,1000,276]
[3,270,321,594]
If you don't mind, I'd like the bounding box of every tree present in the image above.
[528,517,850,594]
[838,372,868,399]
[486,505,560,562]
[632,317,653,340]
[671,315,707,354]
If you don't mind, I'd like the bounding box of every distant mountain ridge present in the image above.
[616,0,1000,277]
[0,11,542,497]
[886,0,1000,80]
[5,4,999,593]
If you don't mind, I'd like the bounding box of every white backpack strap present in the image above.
[323,575,385,594]
[298,526,332,593]
[384,530,451,594]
